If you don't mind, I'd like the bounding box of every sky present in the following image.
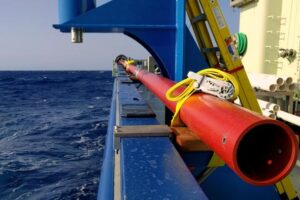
[0,0,239,70]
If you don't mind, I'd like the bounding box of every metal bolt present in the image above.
[71,27,83,43]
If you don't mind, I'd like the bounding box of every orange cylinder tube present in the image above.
[121,62,298,186]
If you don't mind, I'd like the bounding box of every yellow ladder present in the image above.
[186,0,298,199]
[187,0,260,112]
[186,0,218,68]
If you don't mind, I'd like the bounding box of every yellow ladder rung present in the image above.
[186,0,218,67]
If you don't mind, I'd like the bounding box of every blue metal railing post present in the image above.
[175,0,186,81]
[97,80,116,200]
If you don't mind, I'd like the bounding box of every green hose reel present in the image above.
[235,32,248,56]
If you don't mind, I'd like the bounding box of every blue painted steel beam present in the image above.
[58,0,96,23]
[121,138,208,200]
[56,0,176,32]
[200,166,280,200]
[54,0,208,81]
[175,0,185,81]
[97,80,116,200]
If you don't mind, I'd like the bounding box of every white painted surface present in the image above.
[239,0,300,83]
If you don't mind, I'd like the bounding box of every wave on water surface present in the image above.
[0,71,113,200]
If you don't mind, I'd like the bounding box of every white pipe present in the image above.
[247,72,284,85]
[277,111,300,126]
[254,83,277,92]
[234,98,279,116]
[258,99,280,111]
[278,84,288,91]
[262,110,276,119]
[295,83,300,92]
[297,160,300,168]
[284,77,293,85]
[278,83,296,91]
[247,73,279,92]
[288,83,296,91]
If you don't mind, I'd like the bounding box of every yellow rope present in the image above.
[166,68,239,126]
[126,60,135,65]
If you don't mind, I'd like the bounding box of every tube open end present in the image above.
[236,123,298,186]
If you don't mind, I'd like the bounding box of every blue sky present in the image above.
[0,0,239,70]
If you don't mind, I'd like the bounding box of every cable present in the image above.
[235,32,248,56]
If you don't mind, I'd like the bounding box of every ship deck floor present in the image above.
[291,154,300,196]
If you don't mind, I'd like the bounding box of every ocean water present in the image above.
[0,71,113,200]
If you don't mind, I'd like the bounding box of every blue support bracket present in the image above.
[175,0,186,81]
[54,0,208,81]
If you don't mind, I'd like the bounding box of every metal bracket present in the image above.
[54,0,208,81]
[120,104,156,118]
[187,71,234,99]
[191,14,207,24]
[230,0,258,8]
[114,125,172,149]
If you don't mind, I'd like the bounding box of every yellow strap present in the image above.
[126,60,135,65]
[166,69,237,168]
[122,60,135,72]
[166,68,239,126]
